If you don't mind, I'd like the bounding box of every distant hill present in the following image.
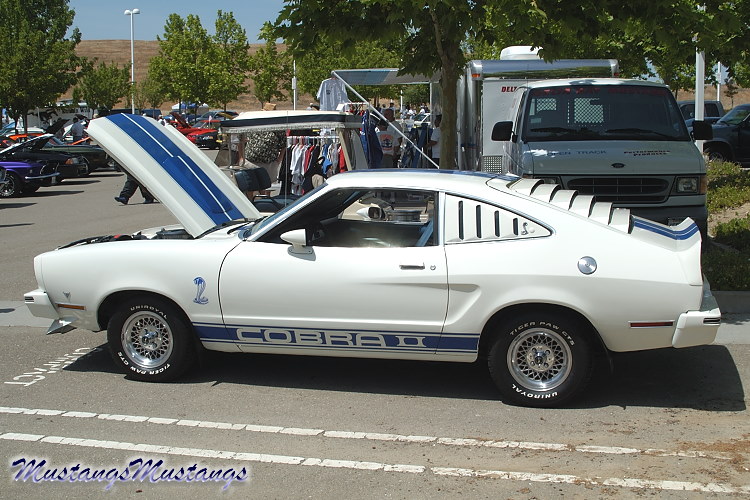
[69,40,303,111]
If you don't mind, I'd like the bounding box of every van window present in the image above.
[523,85,690,142]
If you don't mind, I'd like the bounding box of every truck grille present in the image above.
[566,177,670,203]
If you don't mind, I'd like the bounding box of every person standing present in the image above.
[428,114,442,167]
[377,108,403,168]
[115,169,155,205]
[70,117,85,142]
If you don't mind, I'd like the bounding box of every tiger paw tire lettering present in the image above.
[488,313,593,408]
[107,297,196,381]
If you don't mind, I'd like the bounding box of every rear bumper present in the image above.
[671,281,721,348]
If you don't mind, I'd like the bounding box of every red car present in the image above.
[185,118,222,145]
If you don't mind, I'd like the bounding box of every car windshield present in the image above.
[717,106,750,126]
[244,184,325,237]
[523,85,690,142]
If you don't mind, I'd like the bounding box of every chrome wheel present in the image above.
[121,311,174,369]
[507,327,572,392]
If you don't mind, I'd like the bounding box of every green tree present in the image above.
[73,60,130,111]
[150,13,213,112]
[275,0,492,169]
[207,10,252,110]
[250,22,292,107]
[137,72,168,111]
[0,0,81,132]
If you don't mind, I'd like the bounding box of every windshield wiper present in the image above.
[198,218,253,238]
[605,128,674,138]
[530,127,577,133]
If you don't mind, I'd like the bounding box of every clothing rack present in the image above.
[287,135,340,146]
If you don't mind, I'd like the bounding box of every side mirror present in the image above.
[491,121,513,141]
[280,229,312,254]
[691,120,713,140]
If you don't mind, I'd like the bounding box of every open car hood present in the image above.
[87,114,260,237]
[0,133,52,154]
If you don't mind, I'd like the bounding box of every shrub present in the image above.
[706,160,750,213]
[713,216,750,252]
[702,246,750,291]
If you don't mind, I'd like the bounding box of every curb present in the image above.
[713,291,750,314]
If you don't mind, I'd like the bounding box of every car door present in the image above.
[738,117,750,163]
[218,187,448,358]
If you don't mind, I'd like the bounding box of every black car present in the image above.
[702,104,750,165]
[0,134,88,181]
[43,136,114,172]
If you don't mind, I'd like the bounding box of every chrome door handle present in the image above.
[400,263,425,270]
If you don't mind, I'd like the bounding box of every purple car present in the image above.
[0,160,58,197]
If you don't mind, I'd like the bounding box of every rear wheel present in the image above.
[0,172,22,197]
[488,312,593,407]
[107,297,196,381]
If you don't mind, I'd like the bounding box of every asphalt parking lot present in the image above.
[1,163,749,498]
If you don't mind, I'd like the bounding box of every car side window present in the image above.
[443,194,550,243]
[263,188,437,248]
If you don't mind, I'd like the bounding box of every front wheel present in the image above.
[107,297,196,381]
[488,312,593,407]
[0,172,23,197]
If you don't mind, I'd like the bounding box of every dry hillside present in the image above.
[69,40,303,111]
[70,40,750,112]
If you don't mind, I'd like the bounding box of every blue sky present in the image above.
[67,0,286,42]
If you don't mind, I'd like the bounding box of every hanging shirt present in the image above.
[317,78,350,111]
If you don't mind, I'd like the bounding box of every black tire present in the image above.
[488,312,592,407]
[0,172,23,197]
[705,147,728,162]
[107,297,196,381]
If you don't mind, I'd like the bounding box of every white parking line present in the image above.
[1,431,748,495]
[0,405,736,461]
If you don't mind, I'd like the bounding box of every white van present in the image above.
[490,78,712,233]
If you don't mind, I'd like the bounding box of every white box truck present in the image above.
[487,78,712,232]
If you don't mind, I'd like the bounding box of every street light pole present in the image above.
[124,8,140,114]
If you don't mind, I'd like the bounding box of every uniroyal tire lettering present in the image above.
[512,384,558,399]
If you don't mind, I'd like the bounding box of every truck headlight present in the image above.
[675,175,706,194]
[535,175,562,185]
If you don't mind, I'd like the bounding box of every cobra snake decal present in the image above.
[193,277,209,305]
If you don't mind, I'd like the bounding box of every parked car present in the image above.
[194,110,238,123]
[678,100,725,121]
[0,134,87,181]
[0,159,58,197]
[186,118,222,149]
[700,103,750,164]
[43,136,112,173]
[0,164,6,187]
[24,114,721,408]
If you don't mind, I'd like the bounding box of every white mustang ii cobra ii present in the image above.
[25,114,722,407]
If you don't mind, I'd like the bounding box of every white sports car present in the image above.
[25,114,721,407]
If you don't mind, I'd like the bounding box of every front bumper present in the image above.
[671,281,721,348]
[24,289,77,334]
[25,172,59,181]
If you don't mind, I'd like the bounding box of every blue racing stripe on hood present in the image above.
[633,218,699,240]
[109,114,243,224]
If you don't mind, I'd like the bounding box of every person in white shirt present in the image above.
[428,114,442,167]
[377,108,403,168]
